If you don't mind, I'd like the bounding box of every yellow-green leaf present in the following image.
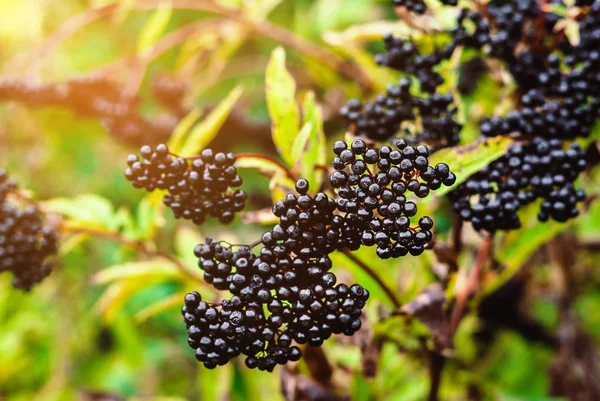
[266,47,300,166]
[290,92,327,190]
[485,200,581,295]
[96,280,150,324]
[42,194,116,229]
[236,154,290,179]
[198,363,233,401]
[565,19,580,46]
[168,107,203,154]
[323,20,415,46]
[135,293,185,323]
[136,193,166,240]
[92,258,183,285]
[137,1,173,52]
[179,86,243,156]
[429,136,513,196]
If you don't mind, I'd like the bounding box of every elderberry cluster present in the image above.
[184,182,370,372]
[264,178,363,256]
[373,0,598,231]
[340,77,461,145]
[330,139,454,258]
[125,144,247,225]
[452,1,600,138]
[375,34,457,94]
[0,169,58,290]
[449,138,587,232]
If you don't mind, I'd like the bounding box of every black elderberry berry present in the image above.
[125,144,247,225]
[329,139,452,258]
[0,169,58,290]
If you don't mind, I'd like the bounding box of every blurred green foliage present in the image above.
[0,1,599,401]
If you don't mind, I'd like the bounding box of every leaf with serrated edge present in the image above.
[179,86,243,157]
[266,47,300,166]
[429,136,513,197]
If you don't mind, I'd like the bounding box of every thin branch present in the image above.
[451,214,464,255]
[102,19,224,97]
[60,224,202,283]
[428,352,446,401]
[236,152,297,181]
[14,0,374,91]
[448,236,493,338]
[250,19,373,91]
[248,238,263,249]
[342,249,401,310]
[19,5,119,77]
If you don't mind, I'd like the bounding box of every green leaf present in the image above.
[96,279,151,324]
[135,293,185,323]
[564,19,580,46]
[168,107,203,154]
[269,174,297,204]
[485,200,580,295]
[266,47,300,166]
[42,194,116,229]
[291,122,314,166]
[323,20,415,46]
[175,226,205,267]
[179,86,243,156]
[198,363,233,401]
[290,92,327,190]
[429,136,513,196]
[92,258,183,285]
[136,193,166,240]
[137,1,173,52]
[236,154,290,179]
[244,0,282,21]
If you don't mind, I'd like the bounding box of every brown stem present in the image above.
[342,249,401,310]
[248,238,263,249]
[448,236,493,338]
[16,0,373,92]
[60,224,202,283]
[428,352,446,401]
[451,214,464,255]
[236,152,297,181]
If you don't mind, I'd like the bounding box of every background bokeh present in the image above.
[1,1,599,401]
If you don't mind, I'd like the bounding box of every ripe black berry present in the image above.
[330,139,453,258]
[449,139,587,232]
[125,144,247,225]
[0,169,58,290]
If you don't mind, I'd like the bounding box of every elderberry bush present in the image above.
[330,138,455,258]
[0,169,58,290]
[125,144,247,225]
[448,138,587,232]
